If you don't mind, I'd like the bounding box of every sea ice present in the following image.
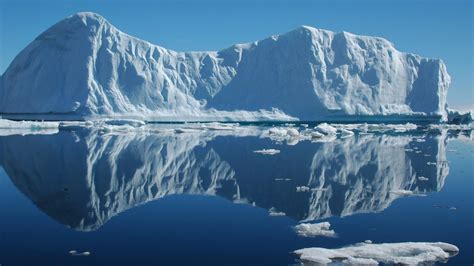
[294,242,459,265]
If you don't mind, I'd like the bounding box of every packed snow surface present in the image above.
[0,12,452,121]
[294,242,459,265]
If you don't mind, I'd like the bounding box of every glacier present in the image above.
[0,12,452,122]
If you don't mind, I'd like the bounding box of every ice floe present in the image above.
[268,207,286,217]
[0,119,59,136]
[294,222,336,238]
[253,149,280,155]
[294,241,459,265]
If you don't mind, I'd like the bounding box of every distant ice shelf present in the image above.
[0,12,465,122]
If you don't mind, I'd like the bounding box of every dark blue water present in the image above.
[0,127,472,265]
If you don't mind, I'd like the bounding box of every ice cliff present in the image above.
[0,12,451,121]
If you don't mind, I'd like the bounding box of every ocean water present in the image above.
[0,125,472,265]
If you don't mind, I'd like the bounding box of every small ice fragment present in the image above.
[253,149,280,155]
[296,186,310,192]
[418,176,429,181]
[269,207,286,216]
[449,207,457,211]
[294,222,337,238]
[364,240,373,244]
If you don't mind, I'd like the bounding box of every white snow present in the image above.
[0,12,451,122]
[294,222,337,238]
[294,242,459,265]
[253,149,280,155]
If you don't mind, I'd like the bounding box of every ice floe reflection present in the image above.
[0,124,470,231]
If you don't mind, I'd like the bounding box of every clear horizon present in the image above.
[0,0,472,109]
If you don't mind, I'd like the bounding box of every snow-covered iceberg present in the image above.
[0,12,451,121]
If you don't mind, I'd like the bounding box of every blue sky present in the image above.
[0,0,472,109]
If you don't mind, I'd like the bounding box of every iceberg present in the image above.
[0,12,452,122]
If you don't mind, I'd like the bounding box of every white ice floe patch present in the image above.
[294,222,337,238]
[314,123,338,135]
[294,242,459,265]
[69,250,91,256]
[0,119,59,136]
[418,176,429,181]
[296,186,311,192]
[253,149,281,155]
[268,207,286,216]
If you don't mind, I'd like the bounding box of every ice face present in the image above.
[0,12,451,122]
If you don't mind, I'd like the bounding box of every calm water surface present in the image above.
[0,125,472,265]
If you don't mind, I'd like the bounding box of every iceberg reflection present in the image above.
[0,126,452,231]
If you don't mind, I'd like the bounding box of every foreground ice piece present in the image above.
[294,242,459,265]
[0,12,451,121]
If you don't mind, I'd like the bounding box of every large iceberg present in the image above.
[0,12,451,121]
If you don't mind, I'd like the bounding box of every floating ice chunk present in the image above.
[311,187,328,192]
[294,222,337,238]
[427,162,437,165]
[364,240,373,244]
[69,250,91,256]
[296,186,310,192]
[314,123,337,135]
[268,207,286,216]
[418,176,429,181]
[0,119,59,129]
[294,242,459,265]
[253,149,280,155]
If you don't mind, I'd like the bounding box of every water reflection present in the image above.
[0,127,454,231]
